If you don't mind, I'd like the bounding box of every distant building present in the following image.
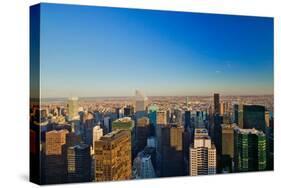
[66,144,92,183]
[95,130,131,181]
[184,111,191,131]
[234,127,267,172]
[190,128,216,176]
[233,104,239,124]
[214,93,220,115]
[238,103,244,128]
[265,111,270,128]
[148,104,158,125]
[67,97,79,120]
[124,105,134,117]
[103,116,112,134]
[157,111,167,125]
[135,90,148,119]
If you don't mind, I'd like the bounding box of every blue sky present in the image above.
[39,3,273,98]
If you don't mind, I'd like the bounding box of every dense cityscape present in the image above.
[30,90,274,184]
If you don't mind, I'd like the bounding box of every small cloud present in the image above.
[215,70,221,73]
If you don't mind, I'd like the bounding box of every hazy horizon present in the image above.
[38,3,274,98]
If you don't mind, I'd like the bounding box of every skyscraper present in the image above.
[66,144,92,183]
[220,123,235,172]
[135,90,148,119]
[233,104,239,124]
[156,123,184,177]
[190,128,216,176]
[67,97,79,120]
[238,103,244,128]
[243,105,266,132]
[214,93,220,115]
[184,111,191,131]
[95,130,131,181]
[136,117,151,153]
[234,127,267,172]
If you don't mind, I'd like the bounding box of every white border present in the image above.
[0,0,280,187]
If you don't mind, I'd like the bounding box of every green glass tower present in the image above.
[234,127,266,172]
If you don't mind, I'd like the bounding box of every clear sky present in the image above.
[39,3,273,98]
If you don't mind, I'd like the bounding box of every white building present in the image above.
[190,128,216,176]
[92,125,103,155]
[67,97,79,120]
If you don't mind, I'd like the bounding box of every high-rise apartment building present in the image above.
[190,128,216,176]
[95,130,132,181]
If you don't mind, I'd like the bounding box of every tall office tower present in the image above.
[67,97,79,121]
[243,105,266,132]
[66,144,92,183]
[156,123,184,177]
[124,105,134,117]
[186,96,189,106]
[234,127,267,172]
[189,128,216,176]
[45,129,69,184]
[233,104,239,124]
[92,125,103,154]
[220,124,235,173]
[157,111,167,125]
[265,111,270,128]
[133,151,156,179]
[184,111,191,131]
[103,116,112,134]
[214,93,220,115]
[135,90,148,119]
[95,130,131,181]
[136,117,151,153]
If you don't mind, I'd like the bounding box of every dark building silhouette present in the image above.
[156,123,184,177]
[214,93,220,115]
[243,105,266,132]
[66,144,92,183]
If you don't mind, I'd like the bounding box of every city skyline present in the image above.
[38,3,274,98]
